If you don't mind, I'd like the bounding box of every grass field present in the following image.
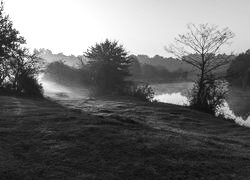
[0,95,250,179]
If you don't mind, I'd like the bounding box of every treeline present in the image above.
[34,48,81,67]
[136,54,194,72]
[42,50,241,86]
[43,61,90,86]
[42,52,191,86]
[227,50,250,89]
[44,51,236,85]
[129,56,190,83]
[43,48,248,92]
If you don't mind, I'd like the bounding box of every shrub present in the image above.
[127,83,154,101]
[189,78,228,114]
[19,73,43,98]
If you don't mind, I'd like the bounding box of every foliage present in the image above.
[227,50,250,88]
[18,72,43,97]
[189,78,228,114]
[0,1,25,85]
[84,39,131,94]
[128,56,189,82]
[140,64,188,82]
[129,55,141,77]
[127,83,154,101]
[35,48,81,67]
[44,61,90,86]
[0,1,43,97]
[166,23,234,114]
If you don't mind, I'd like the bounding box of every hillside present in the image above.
[1,95,250,179]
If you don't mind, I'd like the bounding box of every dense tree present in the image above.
[166,23,234,114]
[44,61,90,86]
[84,39,131,94]
[141,64,158,79]
[0,1,25,85]
[129,55,141,78]
[227,50,250,88]
[0,1,42,97]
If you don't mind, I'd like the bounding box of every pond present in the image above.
[152,82,250,127]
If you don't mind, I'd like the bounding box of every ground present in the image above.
[0,95,250,179]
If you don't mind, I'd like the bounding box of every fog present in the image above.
[40,71,250,128]
[38,74,89,100]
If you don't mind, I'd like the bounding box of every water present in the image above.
[40,75,250,128]
[152,82,192,106]
[154,92,189,106]
[152,82,250,128]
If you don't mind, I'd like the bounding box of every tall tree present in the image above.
[0,1,43,96]
[0,1,26,85]
[84,39,131,93]
[166,24,234,113]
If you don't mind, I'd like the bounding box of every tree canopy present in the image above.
[0,1,43,97]
[84,39,131,93]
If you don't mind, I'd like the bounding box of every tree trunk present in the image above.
[197,54,205,106]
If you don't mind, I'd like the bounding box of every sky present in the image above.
[4,0,250,57]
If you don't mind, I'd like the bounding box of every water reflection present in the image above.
[153,83,250,128]
[153,92,189,106]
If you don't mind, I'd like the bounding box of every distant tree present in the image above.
[166,23,234,114]
[0,1,43,97]
[129,55,141,77]
[45,61,69,83]
[141,64,158,79]
[227,50,250,89]
[44,61,89,86]
[84,39,131,94]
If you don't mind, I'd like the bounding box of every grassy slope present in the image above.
[0,96,250,179]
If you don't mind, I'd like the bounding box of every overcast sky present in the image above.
[4,0,250,56]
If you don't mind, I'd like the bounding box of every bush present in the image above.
[189,78,228,114]
[19,73,43,98]
[127,83,154,101]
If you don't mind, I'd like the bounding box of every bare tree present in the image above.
[165,23,234,113]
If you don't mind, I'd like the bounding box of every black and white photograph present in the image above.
[0,0,250,179]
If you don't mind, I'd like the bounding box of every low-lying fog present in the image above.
[39,75,250,128]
